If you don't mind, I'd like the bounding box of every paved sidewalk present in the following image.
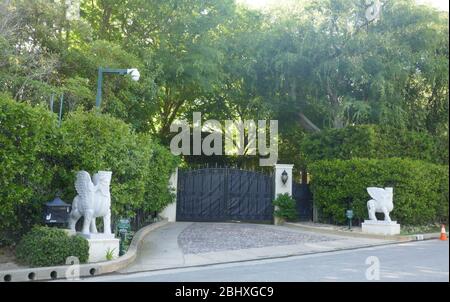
[119,222,394,273]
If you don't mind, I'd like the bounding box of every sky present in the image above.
[238,0,449,12]
[416,0,449,11]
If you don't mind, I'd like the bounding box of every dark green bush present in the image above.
[0,97,179,246]
[59,110,179,218]
[0,96,61,245]
[273,193,298,221]
[15,226,89,267]
[309,158,449,225]
[301,125,448,165]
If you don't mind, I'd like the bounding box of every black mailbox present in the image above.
[44,197,71,225]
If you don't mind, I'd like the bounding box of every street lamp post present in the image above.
[95,67,140,109]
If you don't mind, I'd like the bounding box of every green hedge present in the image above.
[59,110,179,218]
[301,125,448,165]
[0,97,61,245]
[309,158,449,225]
[0,97,179,245]
[15,226,89,267]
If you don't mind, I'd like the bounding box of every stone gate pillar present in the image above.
[160,168,178,222]
[273,164,294,225]
[273,164,294,197]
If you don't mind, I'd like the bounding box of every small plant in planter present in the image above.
[272,193,298,225]
[105,248,116,261]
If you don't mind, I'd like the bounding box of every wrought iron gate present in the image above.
[176,168,274,222]
[292,182,313,221]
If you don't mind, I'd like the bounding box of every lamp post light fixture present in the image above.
[346,209,354,230]
[44,195,71,227]
[281,170,288,185]
[95,67,140,109]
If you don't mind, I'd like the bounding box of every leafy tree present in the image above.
[0,0,448,166]
[237,0,448,137]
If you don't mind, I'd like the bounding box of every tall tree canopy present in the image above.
[0,0,448,158]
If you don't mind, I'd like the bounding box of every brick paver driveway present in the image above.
[178,222,337,254]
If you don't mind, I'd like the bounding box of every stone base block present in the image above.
[85,238,120,263]
[77,232,116,240]
[362,220,400,235]
[274,216,285,226]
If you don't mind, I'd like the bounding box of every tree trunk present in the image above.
[291,82,321,132]
[332,114,344,129]
[298,112,321,132]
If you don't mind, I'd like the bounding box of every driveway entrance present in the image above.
[119,222,393,273]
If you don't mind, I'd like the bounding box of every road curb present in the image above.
[284,222,444,242]
[0,219,169,282]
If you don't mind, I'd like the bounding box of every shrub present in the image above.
[0,96,61,245]
[15,226,89,267]
[301,125,448,165]
[0,98,179,246]
[59,110,179,219]
[273,193,298,221]
[309,158,449,225]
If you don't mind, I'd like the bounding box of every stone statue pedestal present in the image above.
[77,233,115,240]
[362,220,400,236]
[78,233,119,263]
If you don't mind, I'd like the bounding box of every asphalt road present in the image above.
[85,240,448,282]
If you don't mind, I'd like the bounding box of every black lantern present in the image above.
[44,196,71,226]
[281,170,288,185]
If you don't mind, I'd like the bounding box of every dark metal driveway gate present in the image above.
[176,168,274,222]
[292,182,313,221]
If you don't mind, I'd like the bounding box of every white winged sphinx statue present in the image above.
[366,187,394,222]
[68,171,112,236]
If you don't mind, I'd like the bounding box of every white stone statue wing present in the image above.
[92,172,110,196]
[92,173,100,186]
[367,187,386,202]
[75,171,95,200]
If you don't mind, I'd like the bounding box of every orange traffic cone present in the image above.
[440,225,447,241]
